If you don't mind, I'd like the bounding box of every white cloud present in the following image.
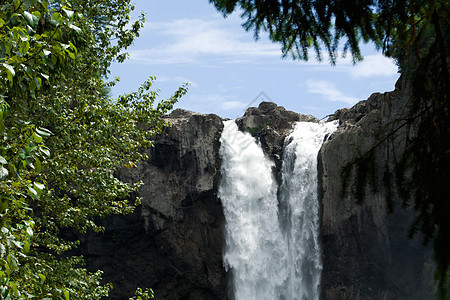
[221,101,247,110]
[350,54,398,78]
[127,16,399,81]
[153,75,170,82]
[173,92,248,117]
[218,84,244,93]
[128,17,281,64]
[306,80,358,104]
[151,75,198,87]
[288,52,398,79]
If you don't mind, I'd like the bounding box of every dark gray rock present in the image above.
[236,101,317,184]
[79,109,227,300]
[319,83,435,299]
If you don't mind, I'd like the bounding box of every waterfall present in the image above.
[279,121,338,300]
[219,120,288,299]
[219,119,338,300]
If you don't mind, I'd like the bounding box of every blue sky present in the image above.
[109,0,400,119]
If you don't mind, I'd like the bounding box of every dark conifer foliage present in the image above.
[209,0,449,297]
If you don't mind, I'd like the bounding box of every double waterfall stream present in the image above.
[219,120,338,300]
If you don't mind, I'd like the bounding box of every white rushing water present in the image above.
[219,119,338,300]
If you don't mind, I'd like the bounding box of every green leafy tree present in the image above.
[1,0,187,298]
[130,287,155,300]
[209,0,449,297]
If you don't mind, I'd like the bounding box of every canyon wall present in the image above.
[80,87,434,299]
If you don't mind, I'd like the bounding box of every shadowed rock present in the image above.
[319,81,434,300]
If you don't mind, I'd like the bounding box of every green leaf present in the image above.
[49,12,62,27]
[12,240,23,249]
[35,157,42,173]
[41,73,49,80]
[10,281,18,296]
[34,182,45,190]
[26,225,33,237]
[20,41,30,54]
[40,147,50,157]
[30,78,37,90]
[2,63,15,86]
[69,42,77,53]
[28,186,38,197]
[4,261,10,276]
[41,0,48,11]
[23,11,39,28]
[0,166,8,181]
[30,77,42,90]
[67,50,75,60]
[7,254,18,271]
[36,127,52,137]
[32,11,41,20]
[62,8,74,18]
[38,273,46,283]
[26,24,35,34]
[32,132,43,143]
[1,4,11,12]
[64,289,70,300]
[68,24,81,34]
[23,0,33,8]
[23,240,30,253]
[23,11,33,24]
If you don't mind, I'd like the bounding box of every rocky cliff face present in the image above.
[79,109,227,299]
[319,80,434,299]
[79,94,434,299]
[235,101,318,184]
